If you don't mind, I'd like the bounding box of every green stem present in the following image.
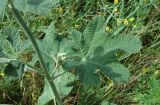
[8,1,63,105]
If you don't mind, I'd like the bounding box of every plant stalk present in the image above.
[8,1,63,105]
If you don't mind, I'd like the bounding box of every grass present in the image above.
[0,0,160,105]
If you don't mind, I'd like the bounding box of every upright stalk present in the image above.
[8,1,63,105]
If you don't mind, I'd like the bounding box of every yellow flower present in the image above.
[142,68,149,74]
[114,8,120,15]
[105,26,112,32]
[114,0,119,4]
[75,24,80,28]
[98,12,105,17]
[108,80,114,87]
[129,17,135,22]
[140,28,145,33]
[124,19,129,25]
[0,71,4,77]
[114,7,119,13]
[117,18,123,25]
[133,24,137,28]
[49,13,52,16]
[24,72,32,78]
[58,7,64,14]
[154,70,160,76]
[144,0,149,4]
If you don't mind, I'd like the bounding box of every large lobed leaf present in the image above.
[37,17,142,104]
[63,17,142,85]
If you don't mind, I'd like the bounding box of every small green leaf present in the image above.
[1,26,20,47]
[2,40,17,59]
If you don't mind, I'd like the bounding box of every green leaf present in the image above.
[100,63,130,83]
[54,67,76,96]
[86,34,142,58]
[38,79,54,105]
[82,17,106,55]
[58,38,82,59]
[2,40,17,59]
[0,0,7,18]
[69,29,82,49]
[38,67,75,105]
[2,26,20,47]
[63,17,142,85]
[39,22,59,59]
[0,26,30,59]
[13,0,59,15]
[39,22,81,62]
[0,26,29,79]
[38,17,141,86]
[78,35,141,85]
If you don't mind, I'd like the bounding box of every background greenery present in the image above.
[0,0,160,105]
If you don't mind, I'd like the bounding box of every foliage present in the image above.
[62,17,141,85]
[33,16,141,104]
[0,0,159,105]
[134,72,160,105]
